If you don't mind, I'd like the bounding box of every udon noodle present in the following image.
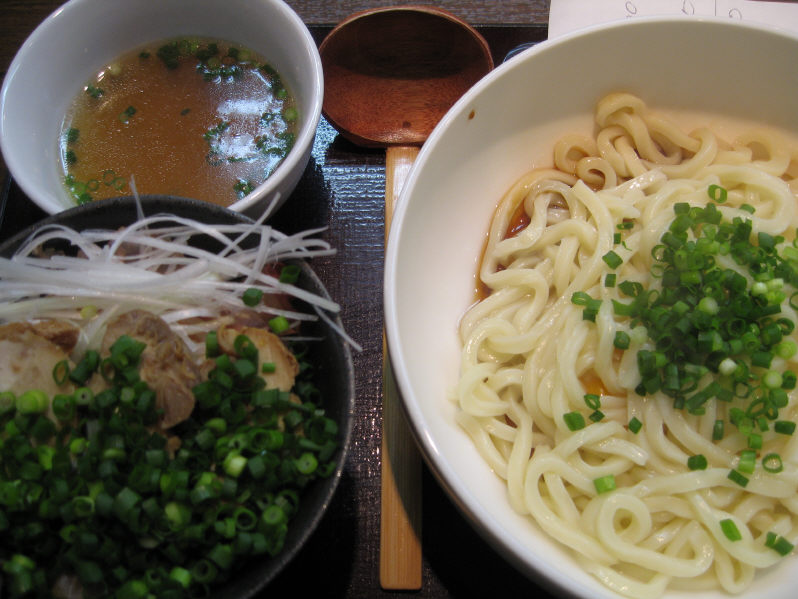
[456,93,798,597]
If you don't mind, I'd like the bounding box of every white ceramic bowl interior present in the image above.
[0,0,322,217]
[385,17,798,599]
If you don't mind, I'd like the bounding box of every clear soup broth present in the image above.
[60,38,298,207]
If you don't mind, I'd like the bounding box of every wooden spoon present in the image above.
[319,7,493,590]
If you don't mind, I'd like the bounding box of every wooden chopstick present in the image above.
[380,145,423,590]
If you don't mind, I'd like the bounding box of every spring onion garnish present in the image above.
[563,411,586,431]
[589,410,605,422]
[766,532,795,556]
[234,179,255,198]
[279,264,301,284]
[593,474,616,494]
[614,331,631,350]
[687,454,708,471]
[708,184,728,203]
[15,390,48,414]
[719,519,742,541]
[572,184,798,451]
[282,107,298,122]
[727,469,749,488]
[602,250,623,269]
[0,327,339,597]
[118,105,137,124]
[738,450,757,474]
[242,287,264,306]
[628,417,642,434]
[85,84,104,98]
[762,453,784,473]
[65,127,79,144]
[269,315,291,334]
[583,394,601,410]
[0,210,361,353]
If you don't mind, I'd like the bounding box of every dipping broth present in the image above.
[60,38,298,206]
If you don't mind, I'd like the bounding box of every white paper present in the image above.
[548,0,798,38]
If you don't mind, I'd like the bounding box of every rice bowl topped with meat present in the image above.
[0,196,355,599]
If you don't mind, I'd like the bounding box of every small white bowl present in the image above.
[385,17,798,599]
[0,0,322,217]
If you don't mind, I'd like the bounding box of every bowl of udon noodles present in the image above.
[0,196,354,598]
[384,16,798,599]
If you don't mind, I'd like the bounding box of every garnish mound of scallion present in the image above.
[569,185,798,556]
[0,328,339,598]
[573,185,798,431]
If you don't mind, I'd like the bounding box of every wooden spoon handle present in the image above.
[380,145,422,590]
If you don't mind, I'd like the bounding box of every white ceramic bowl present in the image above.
[0,0,322,218]
[385,17,798,599]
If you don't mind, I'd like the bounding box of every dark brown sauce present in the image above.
[473,200,531,302]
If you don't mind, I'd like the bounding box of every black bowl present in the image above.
[0,195,355,598]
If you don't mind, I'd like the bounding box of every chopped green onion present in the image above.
[708,184,727,203]
[16,390,49,414]
[233,358,257,381]
[738,450,756,474]
[169,566,192,589]
[294,452,318,475]
[118,105,137,123]
[571,291,592,306]
[613,330,631,350]
[719,518,742,541]
[588,410,605,422]
[279,264,300,284]
[52,360,70,385]
[602,250,623,269]
[687,454,708,471]
[581,299,601,322]
[762,453,784,473]
[766,532,794,556]
[593,474,616,494]
[583,394,601,410]
[563,411,586,431]
[52,394,76,420]
[718,358,737,376]
[0,391,16,414]
[233,334,257,360]
[269,316,290,334]
[208,543,234,570]
[781,370,796,389]
[776,340,797,360]
[223,453,247,477]
[0,324,338,597]
[242,287,263,306]
[727,469,749,487]
[205,330,220,357]
[579,188,798,437]
[628,417,642,434]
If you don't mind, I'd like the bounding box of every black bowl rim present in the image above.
[0,194,356,597]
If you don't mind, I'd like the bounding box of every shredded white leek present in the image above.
[0,210,361,355]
